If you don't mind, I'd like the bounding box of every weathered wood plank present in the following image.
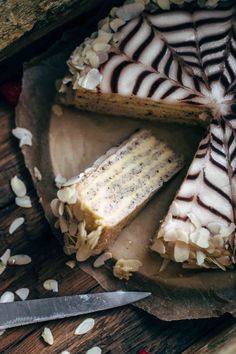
[0,0,104,63]
[0,104,235,353]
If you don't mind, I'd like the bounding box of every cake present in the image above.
[51,129,183,262]
[58,0,236,270]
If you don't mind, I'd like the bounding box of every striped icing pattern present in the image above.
[154,114,236,268]
[96,2,236,105]
[100,53,206,103]
[76,130,183,226]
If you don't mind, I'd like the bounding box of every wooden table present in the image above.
[1,100,236,354]
[1,3,236,352]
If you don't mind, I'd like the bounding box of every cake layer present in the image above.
[152,113,236,270]
[61,86,210,126]
[51,129,184,261]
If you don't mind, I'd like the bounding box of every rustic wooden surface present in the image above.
[1,102,236,354]
[1,1,236,351]
[0,0,103,62]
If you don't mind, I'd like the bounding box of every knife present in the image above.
[0,291,150,330]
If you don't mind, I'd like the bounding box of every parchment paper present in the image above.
[15,17,236,321]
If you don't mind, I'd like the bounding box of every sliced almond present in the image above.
[12,127,32,147]
[1,249,11,265]
[34,166,42,181]
[174,242,190,263]
[52,104,63,116]
[74,318,95,335]
[8,254,32,265]
[113,259,142,280]
[10,176,27,197]
[9,217,25,234]
[86,347,102,354]
[15,288,29,301]
[15,196,32,208]
[196,251,206,266]
[0,291,14,303]
[55,174,67,188]
[43,279,58,293]
[42,327,54,346]
[93,252,113,268]
[115,3,145,21]
[65,260,76,269]
[151,239,166,254]
[50,198,60,217]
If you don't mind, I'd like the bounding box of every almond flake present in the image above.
[157,0,170,10]
[52,104,63,116]
[163,229,177,242]
[0,263,6,275]
[9,217,25,234]
[10,176,27,197]
[0,330,6,336]
[55,174,67,188]
[113,259,142,280]
[74,318,95,335]
[8,254,32,265]
[15,288,29,301]
[151,239,166,254]
[65,260,76,269]
[109,18,126,32]
[61,352,71,354]
[19,135,32,147]
[87,226,103,250]
[43,279,58,292]
[15,195,32,208]
[0,291,14,303]
[57,187,77,204]
[207,222,221,235]
[59,202,65,217]
[42,327,54,346]
[86,347,102,354]
[12,127,32,147]
[59,217,68,233]
[50,198,60,217]
[187,213,201,229]
[159,259,170,272]
[196,251,206,266]
[93,252,113,268]
[190,228,210,249]
[79,69,102,90]
[220,223,236,238]
[34,167,42,181]
[62,175,81,187]
[1,249,11,265]
[116,3,145,21]
[174,242,190,262]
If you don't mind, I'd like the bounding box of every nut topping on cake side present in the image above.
[57,0,236,271]
[152,112,236,270]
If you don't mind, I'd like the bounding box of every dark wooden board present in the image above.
[0,1,103,63]
[0,102,236,353]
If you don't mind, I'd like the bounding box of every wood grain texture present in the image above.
[0,103,236,353]
[0,0,103,63]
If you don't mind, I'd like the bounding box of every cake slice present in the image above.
[58,0,230,125]
[51,129,184,261]
[152,114,236,270]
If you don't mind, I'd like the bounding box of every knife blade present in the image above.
[0,291,150,330]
